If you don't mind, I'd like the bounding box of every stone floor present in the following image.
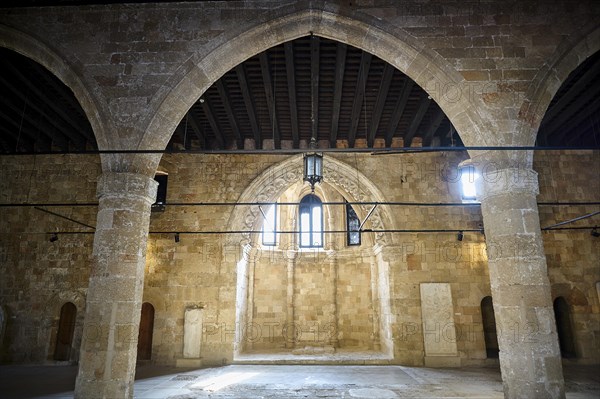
[0,363,598,399]
[234,349,393,364]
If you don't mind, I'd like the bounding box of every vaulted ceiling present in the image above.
[0,37,598,154]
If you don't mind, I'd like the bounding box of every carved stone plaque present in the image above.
[420,283,458,357]
[183,307,203,359]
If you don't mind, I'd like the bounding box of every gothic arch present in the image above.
[225,155,395,248]
[520,22,600,146]
[143,3,490,154]
[0,24,108,151]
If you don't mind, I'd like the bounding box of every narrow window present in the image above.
[346,201,361,246]
[261,204,277,246]
[54,302,76,361]
[299,194,323,248]
[459,164,478,202]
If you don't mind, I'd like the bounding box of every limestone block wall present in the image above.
[244,180,377,352]
[1,1,598,155]
[0,155,99,363]
[335,251,374,349]
[142,154,289,366]
[292,254,338,347]
[536,150,600,364]
[250,255,288,349]
[0,151,598,367]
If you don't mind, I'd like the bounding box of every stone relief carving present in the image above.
[230,156,390,246]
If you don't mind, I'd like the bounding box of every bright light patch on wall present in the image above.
[459,164,479,202]
[311,206,322,246]
[300,212,310,247]
[261,205,277,246]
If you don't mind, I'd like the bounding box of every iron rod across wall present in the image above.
[0,226,596,236]
[0,201,598,207]
[0,145,599,156]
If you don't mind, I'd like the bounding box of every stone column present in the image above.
[75,172,157,399]
[477,166,564,399]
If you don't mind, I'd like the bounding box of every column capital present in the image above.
[97,172,158,204]
[476,166,539,202]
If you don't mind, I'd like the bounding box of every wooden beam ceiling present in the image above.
[0,37,598,155]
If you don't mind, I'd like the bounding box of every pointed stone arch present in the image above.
[225,155,395,248]
[519,21,600,146]
[0,24,108,151]
[143,3,490,154]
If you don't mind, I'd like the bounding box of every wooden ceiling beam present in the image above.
[368,63,394,147]
[0,96,67,147]
[310,35,320,144]
[421,107,446,147]
[384,79,414,147]
[184,111,206,149]
[0,109,66,152]
[543,82,600,144]
[235,64,261,149]
[565,112,600,146]
[0,75,86,149]
[216,80,243,149]
[404,93,432,147]
[259,52,281,149]
[5,62,94,143]
[284,42,300,148]
[348,51,372,148]
[540,56,600,129]
[330,43,347,147]
[200,97,225,149]
[30,62,95,145]
[0,125,32,152]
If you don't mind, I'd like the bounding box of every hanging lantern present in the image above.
[303,143,323,193]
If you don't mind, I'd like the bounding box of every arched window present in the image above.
[480,296,499,358]
[346,201,361,246]
[299,194,323,248]
[261,204,277,246]
[54,302,76,361]
[554,297,576,358]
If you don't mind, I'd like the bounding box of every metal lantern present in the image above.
[303,152,323,192]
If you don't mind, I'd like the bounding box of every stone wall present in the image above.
[1,1,599,154]
[0,151,598,366]
[537,151,600,365]
[0,155,99,363]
